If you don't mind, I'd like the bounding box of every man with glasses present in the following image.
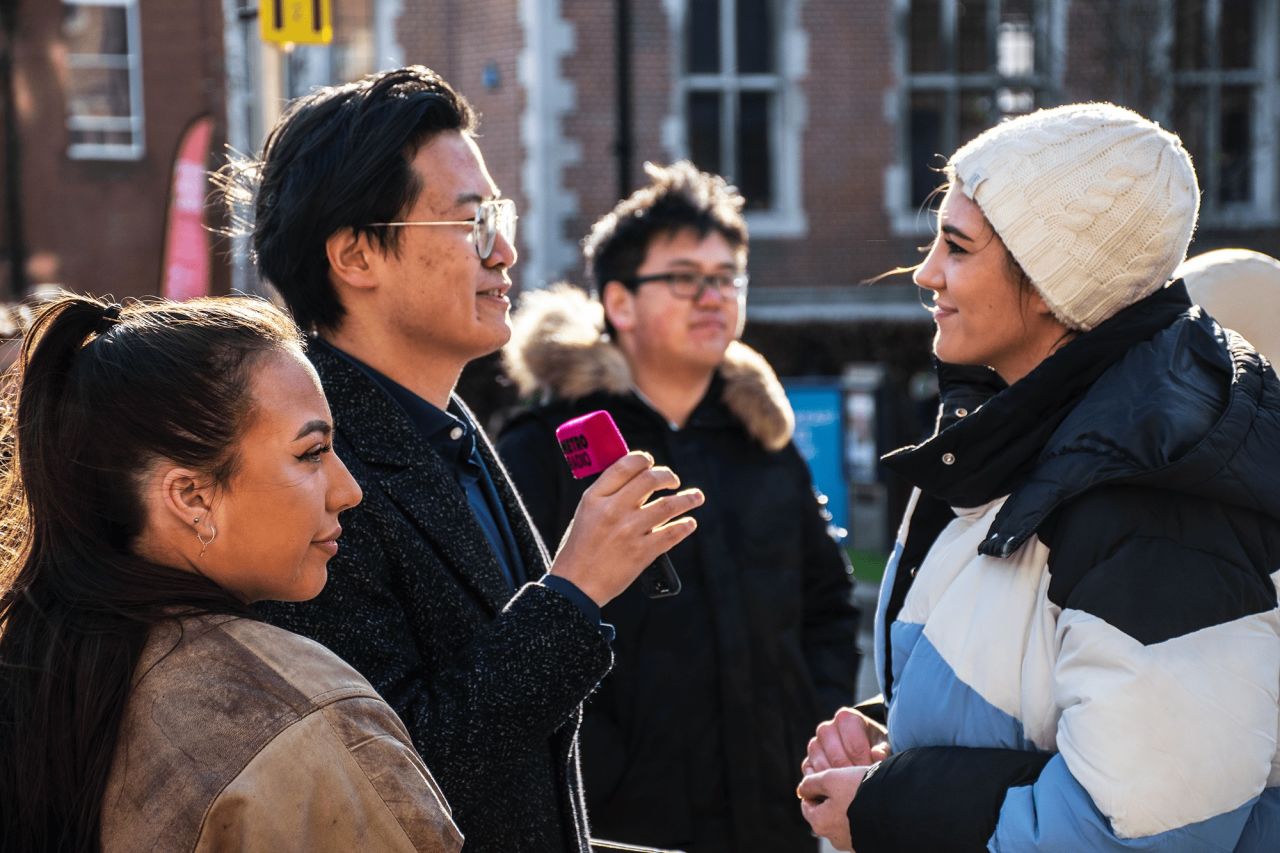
[499,162,860,852]
[235,67,703,852]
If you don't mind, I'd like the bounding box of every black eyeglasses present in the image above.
[626,271,749,300]
[370,198,517,261]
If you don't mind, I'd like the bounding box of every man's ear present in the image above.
[602,281,636,335]
[325,227,380,291]
[158,465,218,530]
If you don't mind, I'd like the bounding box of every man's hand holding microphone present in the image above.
[547,411,701,607]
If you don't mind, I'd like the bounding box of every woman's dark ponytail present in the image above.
[7,299,123,556]
[0,294,302,850]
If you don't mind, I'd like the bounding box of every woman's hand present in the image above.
[802,707,889,774]
[797,765,870,851]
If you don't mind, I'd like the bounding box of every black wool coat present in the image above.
[258,343,613,853]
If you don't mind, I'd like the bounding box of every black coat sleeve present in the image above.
[848,747,1052,853]
[499,415,629,809]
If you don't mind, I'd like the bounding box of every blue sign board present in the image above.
[783,382,848,540]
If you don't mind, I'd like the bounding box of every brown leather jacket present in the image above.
[101,614,462,852]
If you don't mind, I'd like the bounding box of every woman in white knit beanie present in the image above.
[800,103,1280,853]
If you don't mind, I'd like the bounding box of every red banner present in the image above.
[160,116,213,300]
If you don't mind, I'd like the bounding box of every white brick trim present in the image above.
[518,0,582,289]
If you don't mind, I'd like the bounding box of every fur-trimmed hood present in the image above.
[503,283,795,451]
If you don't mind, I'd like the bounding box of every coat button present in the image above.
[942,452,956,465]
[955,407,969,418]
[449,426,464,440]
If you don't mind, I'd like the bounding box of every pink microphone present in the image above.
[556,411,630,479]
[555,411,682,598]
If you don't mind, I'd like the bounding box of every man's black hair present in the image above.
[583,161,747,339]
[223,66,476,333]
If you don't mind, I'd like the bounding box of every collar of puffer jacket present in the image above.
[887,280,1280,557]
[502,283,795,451]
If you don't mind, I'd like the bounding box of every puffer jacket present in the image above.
[497,284,860,853]
[101,614,462,852]
[849,281,1280,852]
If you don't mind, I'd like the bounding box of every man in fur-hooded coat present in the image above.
[496,159,859,853]
[500,283,859,852]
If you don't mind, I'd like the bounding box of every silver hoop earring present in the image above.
[196,522,217,557]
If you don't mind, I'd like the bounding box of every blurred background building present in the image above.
[1,0,1277,550]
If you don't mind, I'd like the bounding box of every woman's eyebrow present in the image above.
[941,223,975,242]
[293,420,332,441]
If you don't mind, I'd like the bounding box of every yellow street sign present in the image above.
[260,0,332,45]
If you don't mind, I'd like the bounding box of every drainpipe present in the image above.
[615,0,633,200]
[0,0,26,298]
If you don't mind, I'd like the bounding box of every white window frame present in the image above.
[1159,0,1279,228]
[64,0,145,161]
[885,0,1064,235]
[664,0,808,238]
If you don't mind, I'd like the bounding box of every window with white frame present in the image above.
[897,0,1059,213]
[62,0,144,160]
[677,0,805,236]
[1168,0,1278,224]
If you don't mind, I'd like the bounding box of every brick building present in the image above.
[0,0,236,300]
[7,1,1275,334]
[3,1,1277,535]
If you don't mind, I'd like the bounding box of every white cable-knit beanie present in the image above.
[949,102,1200,331]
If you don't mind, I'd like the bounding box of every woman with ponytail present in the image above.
[0,296,462,851]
